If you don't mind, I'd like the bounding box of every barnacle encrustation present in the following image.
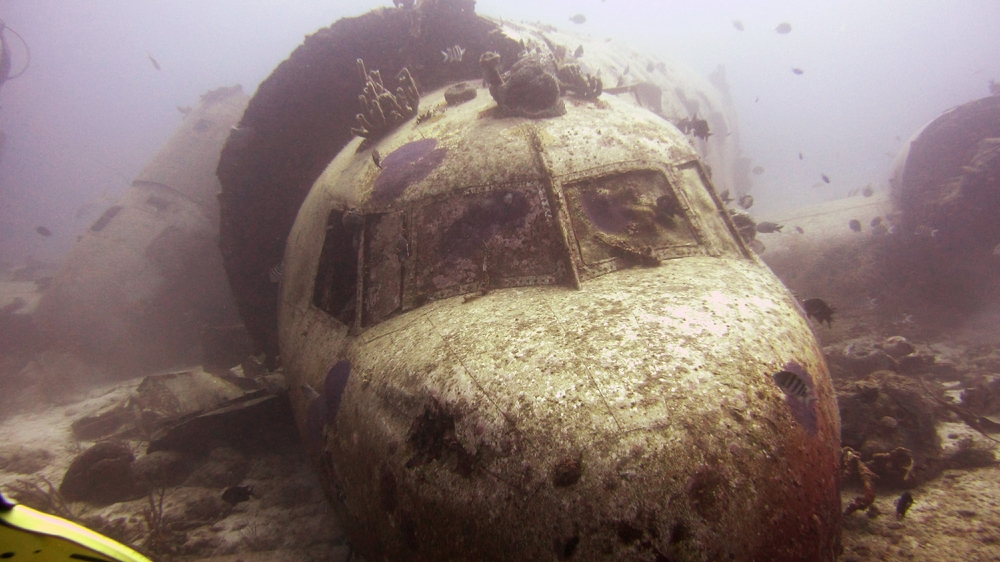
[556,62,603,100]
[350,58,420,140]
[480,52,603,118]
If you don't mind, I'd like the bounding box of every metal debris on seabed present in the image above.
[441,45,466,63]
[350,59,419,140]
[842,447,877,516]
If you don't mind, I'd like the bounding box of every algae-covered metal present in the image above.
[279,84,841,561]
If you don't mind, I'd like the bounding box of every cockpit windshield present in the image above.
[312,164,742,329]
[563,169,702,272]
[410,183,565,301]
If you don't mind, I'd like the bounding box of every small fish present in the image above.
[718,189,734,205]
[221,485,254,505]
[689,117,712,141]
[773,370,811,400]
[372,149,382,169]
[849,219,862,232]
[752,166,765,175]
[574,45,584,58]
[269,263,283,283]
[821,174,830,184]
[795,226,804,234]
[441,45,466,63]
[755,96,759,103]
[755,221,783,234]
[622,64,630,76]
[802,297,835,327]
[738,194,754,210]
[569,14,587,24]
[870,216,882,228]
[895,491,914,519]
[862,184,874,197]
[792,68,804,75]
[799,152,803,160]
[176,105,192,116]
[35,226,52,237]
[732,20,745,31]
[147,52,161,71]
[646,61,655,72]
[774,22,792,34]
[749,238,766,254]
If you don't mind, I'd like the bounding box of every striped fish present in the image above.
[441,45,466,63]
[269,263,283,283]
[773,370,811,400]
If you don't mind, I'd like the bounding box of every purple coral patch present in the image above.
[780,361,818,435]
[372,139,448,203]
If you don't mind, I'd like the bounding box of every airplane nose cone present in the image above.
[303,259,840,561]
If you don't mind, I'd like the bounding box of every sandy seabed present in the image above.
[1,336,998,561]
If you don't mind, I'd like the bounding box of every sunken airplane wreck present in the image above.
[220,3,841,561]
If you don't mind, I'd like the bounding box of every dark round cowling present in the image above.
[216,0,508,361]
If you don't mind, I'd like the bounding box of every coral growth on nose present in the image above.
[350,59,420,140]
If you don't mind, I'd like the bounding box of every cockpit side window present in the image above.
[361,211,405,327]
[313,209,359,326]
[563,169,704,277]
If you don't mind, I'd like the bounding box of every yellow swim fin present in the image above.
[0,492,152,561]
